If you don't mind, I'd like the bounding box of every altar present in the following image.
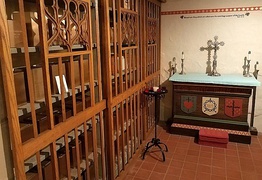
[168,73,261,144]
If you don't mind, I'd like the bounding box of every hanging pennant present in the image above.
[202,97,219,116]
[225,98,243,118]
[181,95,197,113]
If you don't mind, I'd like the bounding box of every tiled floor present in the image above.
[124,124,262,180]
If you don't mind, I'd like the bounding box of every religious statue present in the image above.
[170,57,177,76]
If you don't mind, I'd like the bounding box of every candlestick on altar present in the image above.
[242,57,247,75]
[244,59,252,77]
[253,61,259,79]
[179,52,186,75]
[248,51,251,60]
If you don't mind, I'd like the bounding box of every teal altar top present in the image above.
[169,73,261,87]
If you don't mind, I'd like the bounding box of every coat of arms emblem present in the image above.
[202,97,219,116]
[225,98,242,117]
[181,95,197,113]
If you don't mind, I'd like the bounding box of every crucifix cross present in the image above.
[200,40,214,74]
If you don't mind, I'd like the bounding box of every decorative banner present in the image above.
[225,98,243,118]
[161,6,262,16]
[181,95,197,113]
[179,13,250,19]
[202,97,219,116]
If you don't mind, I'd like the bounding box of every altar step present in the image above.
[168,123,251,144]
[173,115,250,132]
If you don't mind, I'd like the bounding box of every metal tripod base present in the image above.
[142,138,168,161]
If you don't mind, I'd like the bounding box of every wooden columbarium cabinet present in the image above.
[0,0,162,179]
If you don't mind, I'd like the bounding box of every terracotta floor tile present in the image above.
[125,130,262,180]
[133,177,146,180]
[143,150,166,162]
[156,157,171,166]
[240,163,256,173]
[253,159,262,167]
[225,161,241,171]
[185,155,199,163]
[252,152,262,161]
[168,134,181,141]
[172,153,186,161]
[183,161,197,171]
[200,145,213,152]
[238,150,252,159]
[227,143,237,150]
[176,142,189,149]
[188,143,201,151]
[140,161,156,171]
[164,174,180,180]
[211,167,226,177]
[226,169,242,179]
[122,175,134,180]
[237,144,250,153]
[166,165,182,176]
[255,165,262,174]
[179,136,191,143]
[198,157,212,166]
[135,169,151,179]
[242,172,260,180]
[225,149,238,157]
[169,159,184,168]
[148,171,165,180]
[199,151,212,158]
[226,155,240,163]
[127,167,139,176]
[239,157,253,166]
[180,169,196,179]
[187,149,200,157]
[195,172,211,180]
[166,144,176,153]
[134,160,143,168]
[153,163,168,174]
[175,147,188,155]
[210,174,227,180]
[197,164,211,174]
[250,146,262,153]
[212,159,226,169]
[212,147,225,154]
[212,153,225,160]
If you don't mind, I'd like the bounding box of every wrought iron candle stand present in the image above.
[142,87,168,161]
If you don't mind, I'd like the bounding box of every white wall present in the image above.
[160,0,262,132]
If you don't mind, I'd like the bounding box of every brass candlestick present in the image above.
[244,51,252,77]
[242,57,247,76]
[253,61,259,79]
[179,52,186,75]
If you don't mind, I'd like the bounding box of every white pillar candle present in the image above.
[248,51,251,60]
